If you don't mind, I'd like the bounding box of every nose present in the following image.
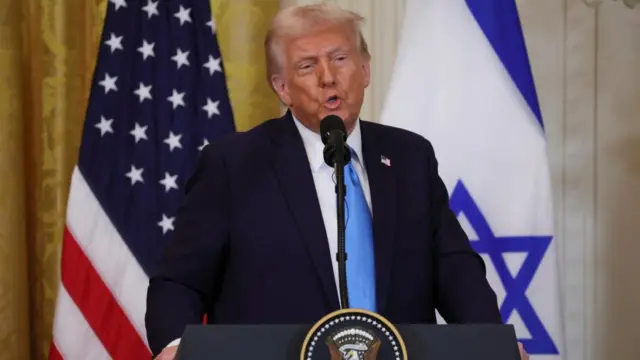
[318,59,336,87]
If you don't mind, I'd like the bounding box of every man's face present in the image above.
[271,24,370,134]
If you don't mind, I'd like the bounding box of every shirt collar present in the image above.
[292,113,364,173]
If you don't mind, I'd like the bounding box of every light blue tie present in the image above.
[344,159,377,312]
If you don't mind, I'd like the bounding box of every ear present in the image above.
[270,74,291,106]
[361,57,371,88]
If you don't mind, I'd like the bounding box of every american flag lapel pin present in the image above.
[381,155,391,167]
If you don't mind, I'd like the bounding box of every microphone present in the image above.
[320,115,350,310]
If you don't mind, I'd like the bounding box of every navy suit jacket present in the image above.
[145,111,502,356]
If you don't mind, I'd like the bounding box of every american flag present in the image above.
[48,0,235,358]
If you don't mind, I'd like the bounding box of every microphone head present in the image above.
[319,115,350,167]
[320,115,346,145]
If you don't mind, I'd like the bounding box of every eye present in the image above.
[298,63,313,72]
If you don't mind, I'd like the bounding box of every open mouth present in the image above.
[325,95,341,109]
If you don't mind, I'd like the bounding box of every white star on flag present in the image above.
[130,123,148,143]
[174,6,192,26]
[157,214,175,234]
[99,73,118,94]
[159,172,179,192]
[203,55,222,75]
[141,0,159,19]
[163,131,182,152]
[95,116,114,136]
[167,89,186,109]
[125,165,144,185]
[109,0,127,11]
[202,98,220,118]
[134,82,153,103]
[105,33,124,53]
[137,40,155,60]
[171,48,190,69]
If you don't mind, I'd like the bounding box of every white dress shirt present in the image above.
[291,114,373,300]
[165,115,372,350]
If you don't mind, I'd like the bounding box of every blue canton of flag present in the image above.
[80,0,235,276]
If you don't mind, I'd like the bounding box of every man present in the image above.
[146,3,528,359]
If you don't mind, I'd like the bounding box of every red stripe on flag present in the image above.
[48,343,63,360]
[61,227,151,359]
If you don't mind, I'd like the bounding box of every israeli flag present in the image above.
[379,0,564,358]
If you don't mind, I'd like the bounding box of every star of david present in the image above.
[449,180,559,355]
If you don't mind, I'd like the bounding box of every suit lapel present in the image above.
[269,112,340,310]
[361,121,396,313]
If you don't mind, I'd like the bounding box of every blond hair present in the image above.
[264,3,370,82]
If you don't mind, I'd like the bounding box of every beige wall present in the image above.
[279,0,640,359]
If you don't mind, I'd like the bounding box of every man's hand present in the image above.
[518,342,529,360]
[154,345,178,360]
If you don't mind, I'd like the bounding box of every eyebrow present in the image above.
[292,46,348,67]
[296,45,346,60]
[326,46,346,55]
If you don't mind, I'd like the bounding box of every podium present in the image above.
[174,309,520,359]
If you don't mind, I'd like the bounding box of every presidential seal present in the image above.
[300,308,408,360]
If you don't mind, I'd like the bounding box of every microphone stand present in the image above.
[334,144,349,310]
